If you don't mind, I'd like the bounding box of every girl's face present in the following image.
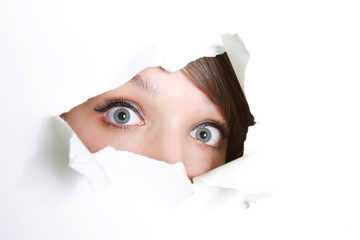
[62,67,228,179]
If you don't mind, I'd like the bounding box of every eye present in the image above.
[189,126,221,147]
[106,107,143,126]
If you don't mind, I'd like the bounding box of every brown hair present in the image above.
[183,52,255,163]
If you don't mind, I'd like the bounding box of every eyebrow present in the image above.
[128,74,160,97]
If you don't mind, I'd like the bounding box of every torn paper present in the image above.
[0,2,269,239]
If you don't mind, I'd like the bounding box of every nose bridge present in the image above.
[147,123,186,164]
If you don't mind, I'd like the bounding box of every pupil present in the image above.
[118,111,127,120]
[200,130,207,139]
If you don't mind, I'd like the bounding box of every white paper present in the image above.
[0,1,272,239]
[2,1,360,239]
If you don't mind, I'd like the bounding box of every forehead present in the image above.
[137,67,218,108]
[134,67,210,101]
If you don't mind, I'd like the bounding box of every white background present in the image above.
[1,0,359,239]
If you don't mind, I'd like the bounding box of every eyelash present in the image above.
[100,119,133,131]
[94,98,144,117]
[199,142,221,151]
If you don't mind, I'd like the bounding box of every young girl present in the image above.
[62,34,255,179]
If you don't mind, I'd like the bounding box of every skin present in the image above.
[62,67,228,179]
